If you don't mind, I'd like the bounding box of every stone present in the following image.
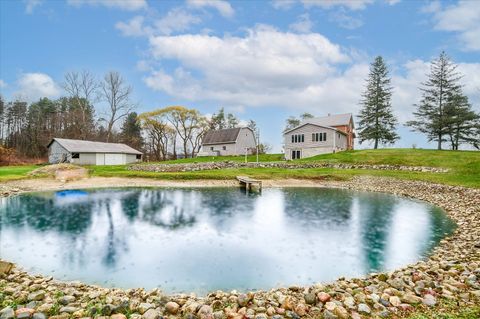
[48,315,69,319]
[304,293,316,305]
[389,296,401,307]
[343,297,355,309]
[32,313,46,319]
[322,310,337,319]
[285,311,299,319]
[237,294,250,307]
[0,307,14,319]
[333,306,348,319]
[324,302,336,312]
[59,295,76,305]
[401,294,422,304]
[357,303,370,315]
[266,307,276,316]
[317,292,331,303]
[142,309,161,319]
[165,302,180,315]
[111,314,127,319]
[28,291,45,301]
[387,278,405,290]
[15,308,34,319]
[197,305,213,319]
[294,303,307,316]
[59,306,79,314]
[213,311,224,319]
[255,314,267,319]
[138,303,154,315]
[422,294,436,306]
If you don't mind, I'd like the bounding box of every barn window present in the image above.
[210,147,214,151]
[136,154,142,159]
[223,146,226,150]
[72,153,80,159]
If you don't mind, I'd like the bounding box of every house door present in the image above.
[291,150,301,159]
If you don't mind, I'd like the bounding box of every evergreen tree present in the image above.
[209,107,226,130]
[406,51,462,150]
[300,112,314,120]
[120,112,143,150]
[226,113,239,128]
[443,93,480,150]
[357,56,398,149]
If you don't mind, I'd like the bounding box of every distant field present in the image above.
[1,149,479,188]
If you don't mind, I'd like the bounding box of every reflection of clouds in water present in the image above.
[0,187,455,294]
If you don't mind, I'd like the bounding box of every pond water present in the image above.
[0,187,455,294]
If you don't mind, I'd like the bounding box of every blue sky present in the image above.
[1,0,479,152]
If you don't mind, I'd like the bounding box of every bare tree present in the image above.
[100,71,134,142]
[63,70,99,139]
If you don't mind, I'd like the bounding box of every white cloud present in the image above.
[24,0,42,14]
[329,8,363,29]
[116,8,202,37]
[301,0,374,11]
[289,13,313,33]
[271,0,296,10]
[67,0,147,11]
[15,73,61,102]
[186,0,234,18]
[0,79,6,89]
[386,0,401,5]
[425,1,480,51]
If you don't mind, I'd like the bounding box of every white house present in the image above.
[47,138,142,165]
[198,127,257,156]
[283,113,355,160]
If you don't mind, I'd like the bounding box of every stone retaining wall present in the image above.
[129,162,449,173]
[0,176,479,319]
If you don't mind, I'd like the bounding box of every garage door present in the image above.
[104,153,124,165]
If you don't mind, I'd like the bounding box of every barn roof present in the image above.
[202,127,244,145]
[303,113,354,128]
[48,138,142,154]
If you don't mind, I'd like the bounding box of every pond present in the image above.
[0,187,455,294]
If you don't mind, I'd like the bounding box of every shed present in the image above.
[197,127,257,156]
[47,138,143,165]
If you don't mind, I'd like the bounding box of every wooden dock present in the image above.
[236,176,262,192]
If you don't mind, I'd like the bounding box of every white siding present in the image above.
[96,153,105,165]
[126,154,140,164]
[105,153,125,165]
[198,128,257,156]
[48,141,71,164]
[284,124,348,160]
[72,153,96,165]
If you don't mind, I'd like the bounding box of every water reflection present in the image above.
[0,187,455,294]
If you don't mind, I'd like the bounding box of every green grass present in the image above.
[405,299,480,319]
[1,149,479,188]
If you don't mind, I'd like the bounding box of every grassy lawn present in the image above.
[1,149,479,188]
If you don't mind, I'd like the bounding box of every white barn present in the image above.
[197,127,257,156]
[47,138,142,165]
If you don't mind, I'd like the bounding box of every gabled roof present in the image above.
[303,113,354,128]
[202,128,242,145]
[48,138,142,154]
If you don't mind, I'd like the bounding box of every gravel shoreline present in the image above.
[1,176,479,319]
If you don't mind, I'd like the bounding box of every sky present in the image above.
[0,0,479,152]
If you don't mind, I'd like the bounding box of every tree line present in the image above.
[285,52,480,150]
[0,69,264,162]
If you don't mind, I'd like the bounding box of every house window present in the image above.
[291,134,304,143]
[291,135,294,143]
[210,147,214,151]
[222,146,226,150]
[291,150,301,159]
[136,154,142,159]
[71,153,79,159]
[313,132,327,142]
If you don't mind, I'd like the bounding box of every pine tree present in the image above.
[120,112,143,150]
[406,51,462,150]
[357,56,398,149]
[444,93,480,150]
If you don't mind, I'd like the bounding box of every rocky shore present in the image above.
[1,176,479,319]
[128,162,449,174]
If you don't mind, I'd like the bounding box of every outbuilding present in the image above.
[47,138,142,165]
[197,127,257,156]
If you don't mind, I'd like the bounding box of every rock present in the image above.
[15,308,34,319]
[387,278,405,290]
[255,314,267,319]
[357,303,370,315]
[322,310,337,319]
[165,302,180,315]
[32,313,46,319]
[48,315,69,319]
[111,314,127,319]
[377,273,388,282]
[138,303,154,315]
[237,294,250,307]
[285,311,299,319]
[389,296,401,307]
[142,309,161,319]
[28,291,45,301]
[197,305,213,319]
[59,306,79,314]
[333,306,348,319]
[294,303,307,316]
[317,292,331,303]
[101,304,116,316]
[401,294,422,305]
[0,307,14,319]
[304,293,316,305]
[59,295,76,305]
[213,311,224,319]
[422,294,436,306]
[324,302,336,312]
[343,297,355,309]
